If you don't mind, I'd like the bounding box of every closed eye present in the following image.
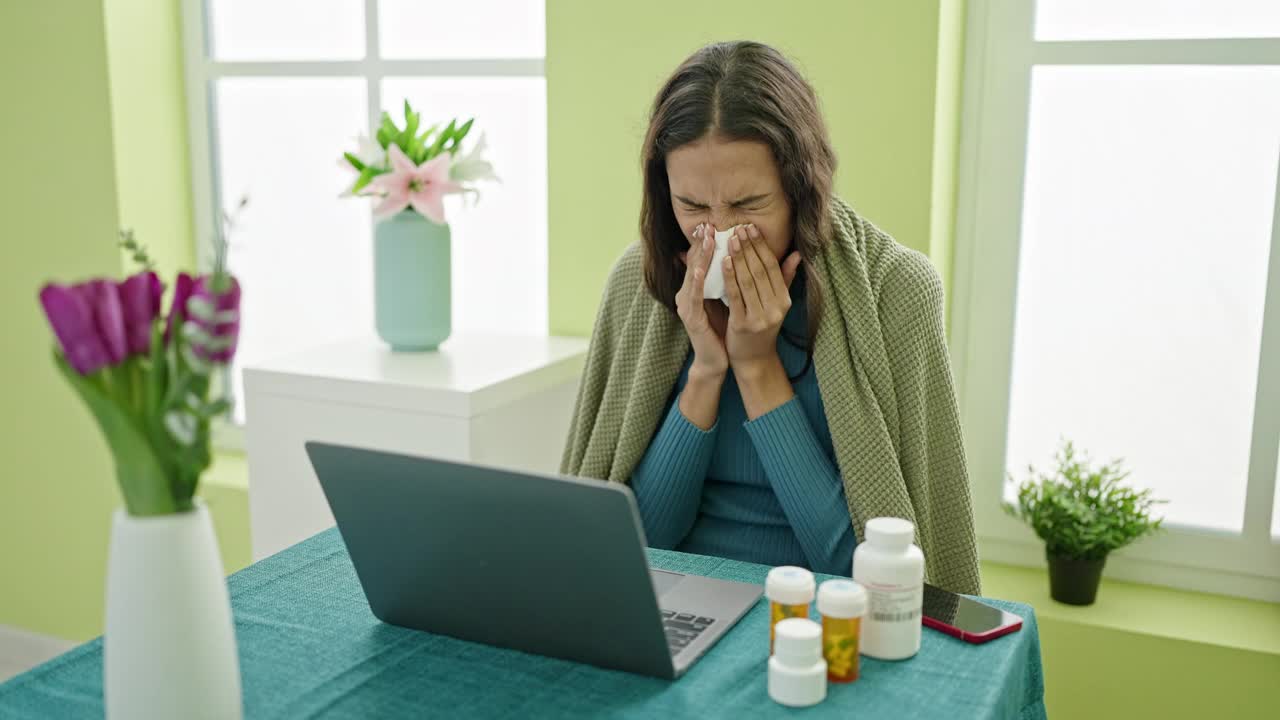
[674,193,770,210]
[731,194,771,209]
[675,195,709,211]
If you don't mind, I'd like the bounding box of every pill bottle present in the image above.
[765,566,815,653]
[768,618,827,707]
[817,579,866,683]
[853,517,924,660]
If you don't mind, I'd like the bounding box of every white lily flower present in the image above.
[449,132,500,185]
[352,133,387,169]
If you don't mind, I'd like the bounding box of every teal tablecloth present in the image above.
[0,528,1046,718]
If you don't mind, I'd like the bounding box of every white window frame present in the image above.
[952,0,1280,601]
[179,0,546,450]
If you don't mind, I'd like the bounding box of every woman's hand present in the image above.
[675,223,732,429]
[676,223,730,379]
[723,223,802,376]
[723,224,803,419]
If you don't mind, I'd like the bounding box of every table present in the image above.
[244,334,587,559]
[0,529,1047,719]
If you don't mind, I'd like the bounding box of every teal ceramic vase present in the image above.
[374,211,451,351]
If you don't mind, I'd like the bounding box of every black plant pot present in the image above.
[1046,551,1107,606]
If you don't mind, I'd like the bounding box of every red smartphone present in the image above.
[922,583,1023,644]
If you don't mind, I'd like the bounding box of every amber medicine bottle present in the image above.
[766,566,815,653]
[817,579,867,682]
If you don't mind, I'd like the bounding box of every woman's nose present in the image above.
[708,210,739,231]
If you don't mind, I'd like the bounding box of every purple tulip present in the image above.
[165,272,194,344]
[84,280,127,365]
[187,275,241,363]
[39,284,113,374]
[117,271,163,356]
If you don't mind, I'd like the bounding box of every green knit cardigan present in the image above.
[560,198,981,595]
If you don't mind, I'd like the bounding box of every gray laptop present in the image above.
[305,442,763,679]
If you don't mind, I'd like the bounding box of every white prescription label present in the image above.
[866,583,922,624]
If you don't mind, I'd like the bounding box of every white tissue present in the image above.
[702,226,738,307]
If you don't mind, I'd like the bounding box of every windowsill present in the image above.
[204,449,248,491]
[982,561,1280,657]
[212,417,245,453]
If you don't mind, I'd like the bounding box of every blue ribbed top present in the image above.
[629,275,857,576]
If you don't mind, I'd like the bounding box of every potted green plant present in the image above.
[1004,441,1165,606]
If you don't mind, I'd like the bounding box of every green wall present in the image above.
[546,0,962,336]
[0,0,205,641]
[103,0,195,279]
[929,0,966,295]
[0,0,127,641]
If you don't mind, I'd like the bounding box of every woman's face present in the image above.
[666,133,792,260]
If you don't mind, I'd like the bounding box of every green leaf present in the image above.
[161,361,196,412]
[407,134,425,165]
[192,398,232,420]
[118,228,155,270]
[161,344,216,496]
[54,353,182,516]
[146,323,167,416]
[351,166,380,194]
[414,123,438,162]
[377,112,401,151]
[396,110,421,153]
[380,111,398,139]
[428,118,457,159]
[403,111,419,142]
[343,152,367,171]
[447,117,474,154]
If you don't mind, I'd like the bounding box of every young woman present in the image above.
[561,41,980,593]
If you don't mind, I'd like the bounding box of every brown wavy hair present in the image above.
[640,41,836,370]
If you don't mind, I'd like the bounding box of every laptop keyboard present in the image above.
[660,609,716,654]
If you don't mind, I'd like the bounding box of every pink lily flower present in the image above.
[369,144,460,224]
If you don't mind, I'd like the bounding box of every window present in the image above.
[953,0,1280,600]
[182,0,547,425]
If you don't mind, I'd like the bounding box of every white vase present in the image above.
[104,501,243,720]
